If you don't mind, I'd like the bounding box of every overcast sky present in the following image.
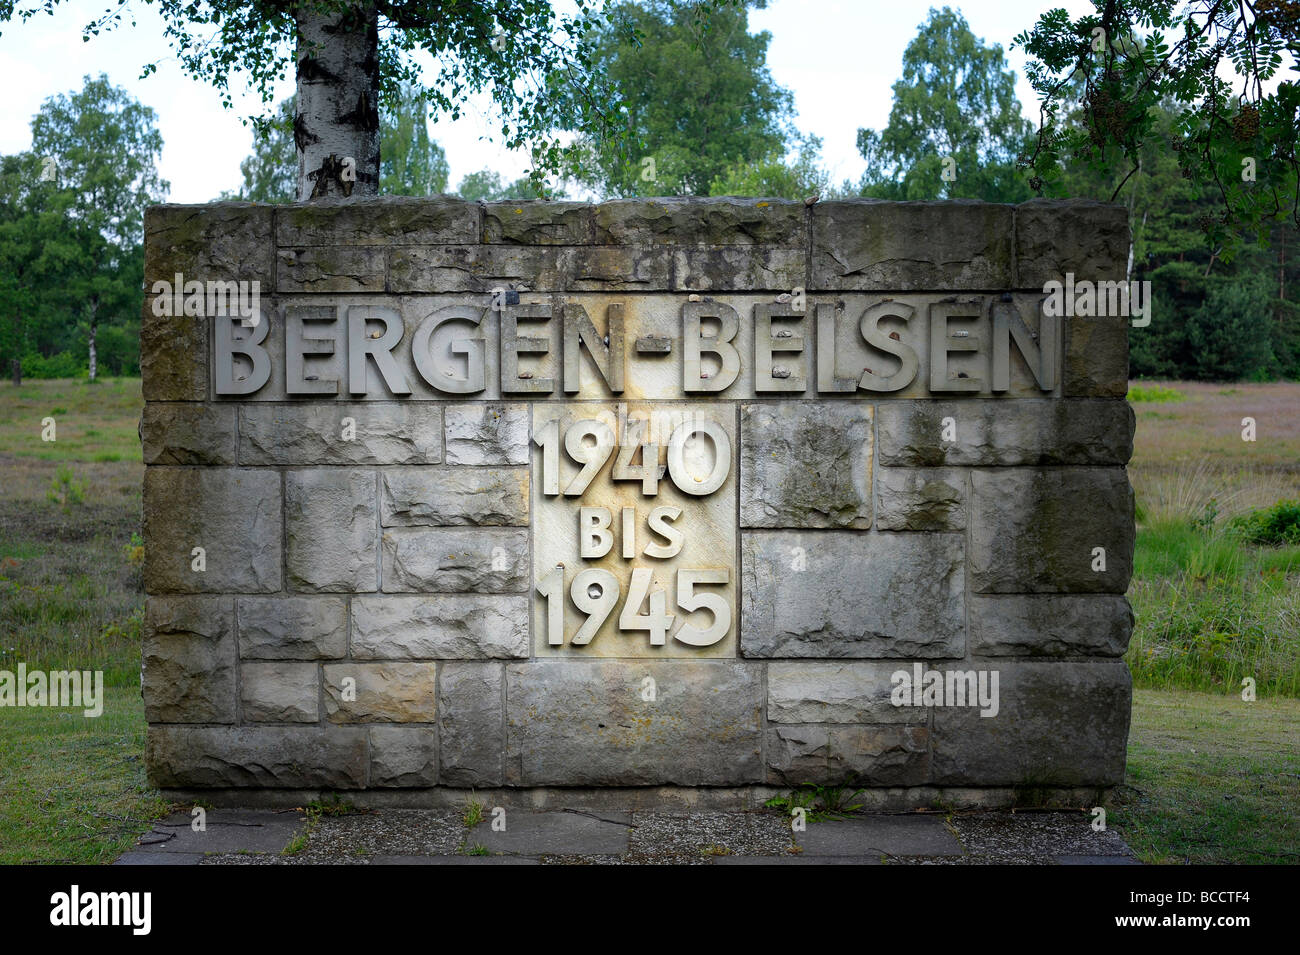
[0,0,1091,202]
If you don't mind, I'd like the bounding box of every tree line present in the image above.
[1,1,1296,381]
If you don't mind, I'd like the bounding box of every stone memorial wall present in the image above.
[140,196,1135,807]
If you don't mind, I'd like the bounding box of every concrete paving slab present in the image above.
[796,815,963,857]
[369,855,541,865]
[469,810,631,855]
[132,809,306,854]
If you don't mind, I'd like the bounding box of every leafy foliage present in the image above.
[1014,1,1300,250]
[857,6,1034,201]
[560,0,798,197]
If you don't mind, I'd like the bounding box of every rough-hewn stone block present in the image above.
[444,403,529,465]
[970,595,1134,656]
[323,663,438,723]
[566,246,674,289]
[145,203,274,287]
[236,596,347,660]
[285,469,378,592]
[766,726,930,786]
[930,660,1132,785]
[876,468,966,531]
[381,468,528,526]
[876,399,1134,466]
[143,596,235,723]
[140,404,237,465]
[240,662,319,722]
[276,196,479,247]
[505,662,762,785]
[1015,200,1129,287]
[240,404,443,465]
[970,469,1134,593]
[143,469,281,593]
[674,247,804,291]
[740,402,872,528]
[484,201,597,245]
[593,197,804,247]
[147,726,368,789]
[389,245,565,293]
[381,527,529,593]
[369,725,438,787]
[140,308,207,401]
[277,247,385,293]
[741,531,965,657]
[767,662,927,724]
[811,200,1013,289]
[351,595,528,659]
[1064,316,1129,398]
[439,662,504,787]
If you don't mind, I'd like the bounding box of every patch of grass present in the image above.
[1229,499,1300,545]
[0,496,144,686]
[765,784,866,821]
[1113,689,1300,864]
[0,379,143,465]
[0,687,169,864]
[462,843,490,856]
[306,796,356,817]
[1129,383,1185,403]
[462,796,485,828]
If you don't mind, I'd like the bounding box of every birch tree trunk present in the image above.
[294,4,381,200]
[87,299,98,382]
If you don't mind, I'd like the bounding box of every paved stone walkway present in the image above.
[114,808,1139,865]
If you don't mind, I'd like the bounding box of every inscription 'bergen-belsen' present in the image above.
[212,297,1060,397]
[211,295,1059,654]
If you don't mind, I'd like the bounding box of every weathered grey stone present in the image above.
[484,201,596,245]
[767,662,927,724]
[930,660,1132,786]
[876,468,966,531]
[140,304,207,401]
[351,595,528,659]
[285,469,378,592]
[236,596,347,660]
[741,531,965,657]
[444,403,529,465]
[766,726,929,786]
[439,662,504,786]
[381,527,528,593]
[240,404,443,465]
[970,469,1134,593]
[143,469,281,593]
[323,663,439,723]
[389,245,566,293]
[1065,315,1129,398]
[142,596,235,723]
[240,662,319,722]
[811,200,1013,289]
[970,595,1134,656]
[593,197,804,247]
[276,196,480,247]
[277,247,385,293]
[566,246,674,290]
[876,399,1135,466]
[369,726,438,787]
[145,203,274,287]
[1015,200,1130,287]
[141,404,238,465]
[147,726,368,789]
[381,468,528,526]
[674,247,805,291]
[505,662,762,785]
[740,402,872,528]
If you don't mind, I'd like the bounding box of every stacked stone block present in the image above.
[141,196,1135,803]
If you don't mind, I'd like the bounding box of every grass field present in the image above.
[0,376,1297,864]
